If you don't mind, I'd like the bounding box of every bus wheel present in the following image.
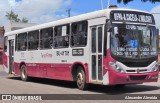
[20,65,29,81]
[76,66,88,90]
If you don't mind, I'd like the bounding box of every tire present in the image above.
[76,66,88,90]
[20,65,29,81]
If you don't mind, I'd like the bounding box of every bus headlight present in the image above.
[110,62,125,73]
[151,63,159,72]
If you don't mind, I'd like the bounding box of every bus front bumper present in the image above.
[108,70,159,85]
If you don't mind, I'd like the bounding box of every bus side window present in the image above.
[40,28,53,49]
[4,36,8,52]
[17,33,27,51]
[54,24,70,48]
[71,21,88,47]
[28,30,39,50]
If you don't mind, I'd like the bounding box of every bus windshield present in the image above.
[110,24,157,59]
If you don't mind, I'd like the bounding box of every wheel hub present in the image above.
[22,68,26,78]
[77,73,83,86]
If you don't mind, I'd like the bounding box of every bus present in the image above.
[3,6,159,90]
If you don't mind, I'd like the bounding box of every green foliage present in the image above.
[21,18,28,23]
[6,11,29,23]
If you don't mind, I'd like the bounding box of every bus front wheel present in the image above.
[20,65,29,81]
[76,66,88,90]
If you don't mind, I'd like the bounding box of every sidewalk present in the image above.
[0,65,3,71]
[0,65,8,76]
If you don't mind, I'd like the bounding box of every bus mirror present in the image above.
[106,20,112,32]
[114,27,118,34]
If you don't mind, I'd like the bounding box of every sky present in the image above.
[0,0,160,28]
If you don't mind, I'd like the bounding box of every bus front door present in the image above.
[91,25,103,82]
[9,40,14,74]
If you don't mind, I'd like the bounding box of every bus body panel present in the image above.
[14,47,90,81]
[3,52,8,71]
[109,70,159,85]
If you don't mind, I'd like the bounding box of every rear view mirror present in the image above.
[114,27,118,34]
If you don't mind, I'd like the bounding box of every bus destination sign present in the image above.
[110,11,155,24]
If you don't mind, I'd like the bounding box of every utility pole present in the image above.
[101,0,110,9]
[66,8,71,17]
[100,0,104,9]
[108,0,110,8]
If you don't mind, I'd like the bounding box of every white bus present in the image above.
[3,6,159,90]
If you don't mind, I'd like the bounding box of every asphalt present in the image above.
[0,66,7,76]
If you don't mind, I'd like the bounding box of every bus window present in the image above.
[28,30,39,50]
[4,36,8,52]
[98,27,102,53]
[17,33,27,51]
[71,21,88,47]
[54,24,70,48]
[40,28,53,49]
[92,28,96,53]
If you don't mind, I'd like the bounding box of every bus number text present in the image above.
[56,51,69,56]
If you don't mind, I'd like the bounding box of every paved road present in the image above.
[0,67,160,103]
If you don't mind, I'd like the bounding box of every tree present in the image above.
[6,10,28,23]
[117,0,160,4]
[21,18,28,23]
[6,10,20,23]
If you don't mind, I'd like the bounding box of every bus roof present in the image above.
[5,8,152,36]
